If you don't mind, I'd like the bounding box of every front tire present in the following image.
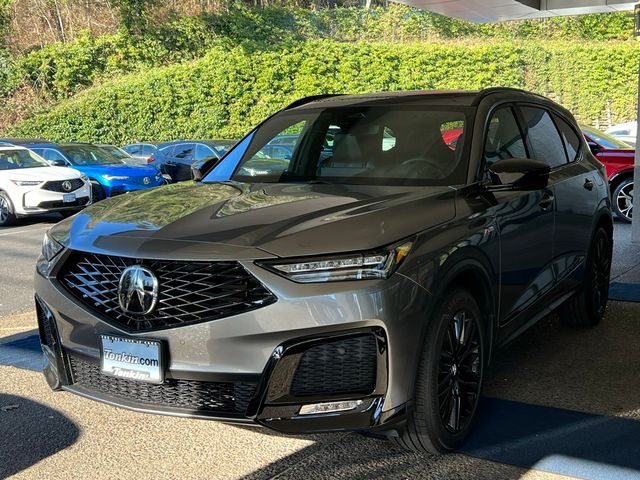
[560,226,612,326]
[395,288,485,454]
[90,181,106,203]
[612,178,633,223]
[0,192,17,226]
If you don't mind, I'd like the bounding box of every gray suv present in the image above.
[35,88,612,454]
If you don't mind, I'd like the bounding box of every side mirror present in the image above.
[486,157,550,191]
[191,156,219,182]
[587,141,600,155]
[50,160,67,167]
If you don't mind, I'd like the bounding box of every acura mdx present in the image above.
[35,88,613,453]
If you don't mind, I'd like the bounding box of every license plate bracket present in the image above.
[100,335,163,384]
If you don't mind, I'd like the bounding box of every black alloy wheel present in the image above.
[560,226,612,326]
[438,309,482,434]
[395,288,485,454]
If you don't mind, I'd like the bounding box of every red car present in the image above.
[581,125,634,222]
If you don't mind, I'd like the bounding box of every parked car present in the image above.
[0,145,91,226]
[149,140,236,182]
[581,125,634,222]
[121,143,159,164]
[605,121,637,148]
[36,88,612,455]
[97,144,138,165]
[9,141,165,203]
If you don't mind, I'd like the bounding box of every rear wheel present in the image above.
[612,178,633,223]
[560,226,612,326]
[0,192,17,226]
[394,288,485,454]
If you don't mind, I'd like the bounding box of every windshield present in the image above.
[58,145,125,166]
[0,149,49,170]
[229,104,473,186]
[582,125,633,149]
[100,145,129,159]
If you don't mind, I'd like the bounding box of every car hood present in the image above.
[50,181,456,260]
[73,163,158,177]
[5,166,81,181]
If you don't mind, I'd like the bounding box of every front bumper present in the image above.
[103,179,164,197]
[34,255,431,435]
[14,183,91,215]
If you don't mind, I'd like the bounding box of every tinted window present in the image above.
[58,145,123,166]
[173,144,194,159]
[41,149,68,162]
[520,107,566,168]
[230,106,471,186]
[195,144,215,161]
[483,107,527,167]
[582,125,632,149]
[124,144,140,155]
[141,144,155,155]
[553,114,581,162]
[0,149,49,170]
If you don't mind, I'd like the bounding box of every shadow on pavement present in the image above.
[0,394,80,478]
[0,330,42,371]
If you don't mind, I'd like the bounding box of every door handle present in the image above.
[539,192,554,210]
[584,179,594,191]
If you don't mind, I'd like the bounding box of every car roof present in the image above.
[0,145,28,151]
[0,138,52,146]
[288,87,554,110]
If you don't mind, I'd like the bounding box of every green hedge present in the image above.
[11,4,636,100]
[8,40,640,143]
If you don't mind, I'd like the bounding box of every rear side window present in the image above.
[125,144,140,155]
[520,107,567,168]
[553,114,581,162]
[140,145,155,156]
[174,144,195,159]
[483,107,527,167]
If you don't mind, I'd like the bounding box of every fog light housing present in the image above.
[298,400,364,416]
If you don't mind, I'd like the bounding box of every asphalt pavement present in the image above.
[0,214,60,317]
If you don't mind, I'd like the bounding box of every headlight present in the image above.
[102,175,129,181]
[263,241,413,283]
[10,180,42,186]
[80,174,89,182]
[37,231,64,276]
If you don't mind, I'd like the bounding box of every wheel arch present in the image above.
[608,168,634,193]
[422,249,498,365]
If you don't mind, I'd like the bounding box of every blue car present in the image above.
[10,141,165,202]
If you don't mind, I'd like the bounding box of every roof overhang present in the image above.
[394,0,636,22]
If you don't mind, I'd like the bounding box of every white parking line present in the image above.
[0,225,50,237]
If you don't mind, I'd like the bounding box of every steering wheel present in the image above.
[401,157,448,179]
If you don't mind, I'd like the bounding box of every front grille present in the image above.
[291,335,377,397]
[42,178,85,192]
[58,252,277,332]
[68,355,256,415]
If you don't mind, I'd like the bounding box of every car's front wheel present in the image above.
[612,178,633,223]
[395,288,485,454]
[560,226,612,326]
[0,192,17,227]
[90,181,106,203]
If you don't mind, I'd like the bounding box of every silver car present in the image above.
[35,88,612,453]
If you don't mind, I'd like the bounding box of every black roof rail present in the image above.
[472,87,549,106]
[283,94,343,110]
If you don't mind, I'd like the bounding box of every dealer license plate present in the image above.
[100,335,163,383]
[63,193,76,203]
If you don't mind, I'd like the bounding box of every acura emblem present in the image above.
[62,180,72,192]
[118,265,158,315]
[143,177,150,185]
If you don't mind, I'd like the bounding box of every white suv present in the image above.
[0,146,91,226]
